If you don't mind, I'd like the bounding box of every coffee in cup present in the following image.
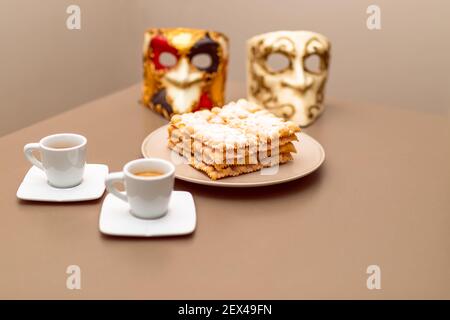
[133,170,163,178]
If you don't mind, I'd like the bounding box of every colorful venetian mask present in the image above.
[247,31,331,126]
[142,28,229,119]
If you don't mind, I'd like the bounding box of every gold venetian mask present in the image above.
[247,31,331,126]
[142,28,229,119]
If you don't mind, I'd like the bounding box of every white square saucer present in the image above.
[99,191,196,237]
[16,164,108,202]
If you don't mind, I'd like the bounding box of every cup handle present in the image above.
[105,172,128,203]
[24,143,44,171]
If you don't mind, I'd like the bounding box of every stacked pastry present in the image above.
[168,99,300,180]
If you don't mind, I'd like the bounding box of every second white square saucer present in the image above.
[16,164,108,202]
[99,191,196,237]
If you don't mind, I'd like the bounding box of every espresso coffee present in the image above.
[47,141,79,149]
[133,171,163,178]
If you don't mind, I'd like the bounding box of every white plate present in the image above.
[16,164,108,202]
[99,191,196,237]
[141,125,325,187]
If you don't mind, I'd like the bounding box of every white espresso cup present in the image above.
[24,133,87,188]
[105,158,175,219]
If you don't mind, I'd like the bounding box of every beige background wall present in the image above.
[1,0,449,136]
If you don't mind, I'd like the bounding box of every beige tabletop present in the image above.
[0,83,449,299]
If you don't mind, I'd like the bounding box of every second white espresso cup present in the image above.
[105,158,175,219]
[23,133,87,188]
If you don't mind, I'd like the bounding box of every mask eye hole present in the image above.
[265,52,290,73]
[304,54,323,74]
[191,53,212,70]
[159,52,177,68]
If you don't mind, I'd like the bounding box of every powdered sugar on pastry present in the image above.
[168,99,300,179]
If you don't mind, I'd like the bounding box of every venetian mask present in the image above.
[142,28,229,119]
[247,31,331,126]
